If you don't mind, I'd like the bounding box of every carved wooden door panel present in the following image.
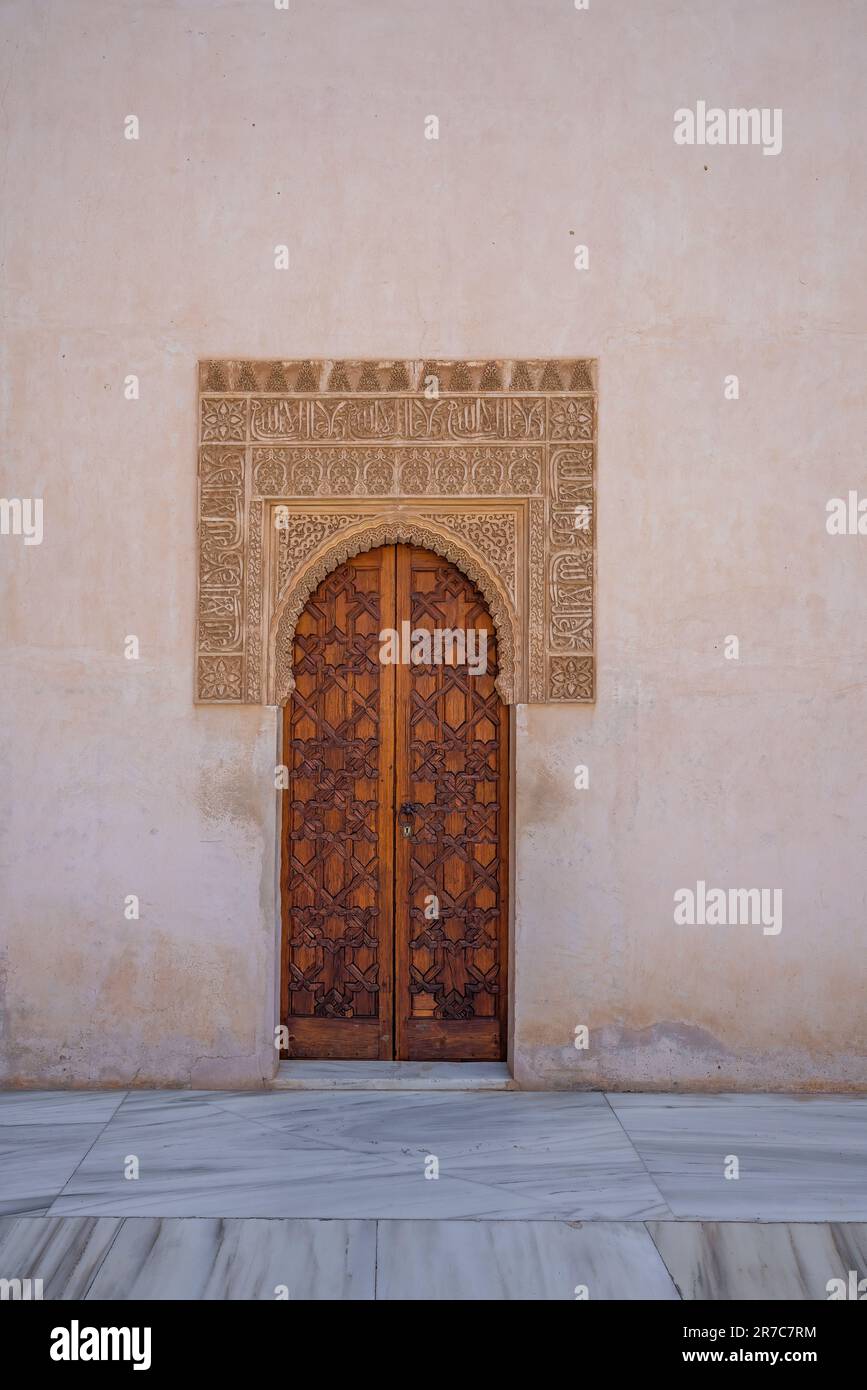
[281,547,395,1058]
[394,547,508,1060]
[281,544,508,1061]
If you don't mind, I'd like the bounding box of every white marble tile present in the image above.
[46,1097,544,1217]
[212,1088,630,1160]
[648,1222,867,1300]
[100,1091,254,1131]
[0,1216,122,1298]
[47,1118,385,1218]
[273,1061,514,1090]
[255,1090,669,1217]
[51,1153,552,1220]
[377,1219,680,1300]
[436,1136,668,1219]
[278,1091,670,1217]
[84,1217,376,1300]
[608,1094,867,1219]
[0,1092,126,1126]
[0,1124,111,1215]
[179,1088,594,1162]
[8,1088,863,1223]
[46,1089,668,1219]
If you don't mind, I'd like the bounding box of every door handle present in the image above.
[398,802,420,838]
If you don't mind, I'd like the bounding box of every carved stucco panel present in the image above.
[195,360,597,705]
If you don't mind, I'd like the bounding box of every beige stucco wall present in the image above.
[2,0,865,1089]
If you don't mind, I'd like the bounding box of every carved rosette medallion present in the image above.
[196,359,597,704]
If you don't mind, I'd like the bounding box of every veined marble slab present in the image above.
[46,1093,544,1217]
[273,1061,515,1090]
[608,1094,867,1219]
[377,1219,680,1300]
[0,1124,115,1216]
[2,1214,865,1300]
[48,1089,669,1219]
[0,1094,127,1213]
[0,1216,122,1298]
[6,1089,865,1223]
[648,1222,867,1300]
[0,1091,127,1126]
[212,1088,647,1161]
[85,1217,376,1300]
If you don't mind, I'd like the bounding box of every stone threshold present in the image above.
[271,1061,516,1091]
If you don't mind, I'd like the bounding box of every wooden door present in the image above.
[281,545,508,1060]
[394,547,509,1059]
[280,547,394,1059]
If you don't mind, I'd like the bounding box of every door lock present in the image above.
[398,802,420,839]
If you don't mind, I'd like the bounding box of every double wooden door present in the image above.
[280,544,509,1060]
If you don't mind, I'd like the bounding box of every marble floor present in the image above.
[272,1060,516,1089]
[608,1093,867,1221]
[1,1089,865,1298]
[2,1088,867,1222]
[1,1215,865,1300]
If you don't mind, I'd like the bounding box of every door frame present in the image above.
[270,540,517,1071]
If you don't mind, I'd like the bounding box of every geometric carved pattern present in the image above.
[195,359,597,704]
[281,544,509,1060]
[271,513,521,708]
[396,548,508,1058]
[281,551,390,1055]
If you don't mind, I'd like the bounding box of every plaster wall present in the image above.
[1,0,865,1088]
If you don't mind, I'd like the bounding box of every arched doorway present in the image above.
[280,543,509,1060]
